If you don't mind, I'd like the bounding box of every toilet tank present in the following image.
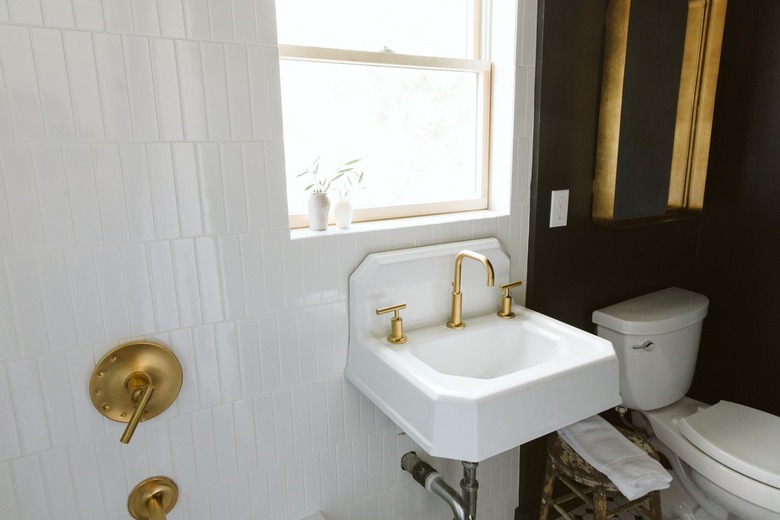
[592,287,709,411]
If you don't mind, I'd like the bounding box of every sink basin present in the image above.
[345,238,620,462]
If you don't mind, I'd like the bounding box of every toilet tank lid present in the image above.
[679,401,780,489]
[592,287,709,335]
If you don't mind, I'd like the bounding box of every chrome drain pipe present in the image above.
[461,461,479,519]
[400,452,475,520]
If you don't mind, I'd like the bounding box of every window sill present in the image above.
[289,209,509,240]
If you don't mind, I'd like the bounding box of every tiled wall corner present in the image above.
[0,0,535,519]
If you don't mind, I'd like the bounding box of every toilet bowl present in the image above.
[593,288,780,520]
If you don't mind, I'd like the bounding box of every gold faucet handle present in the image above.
[497,281,523,319]
[376,304,407,344]
[500,280,523,296]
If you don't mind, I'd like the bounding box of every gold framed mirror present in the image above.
[593,0,727,226]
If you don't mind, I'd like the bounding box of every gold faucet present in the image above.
[447,250,495,329]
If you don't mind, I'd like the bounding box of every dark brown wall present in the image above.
[689,0,780,417]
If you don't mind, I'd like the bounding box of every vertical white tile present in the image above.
[145,421,174,477]
[266,49,284,141]
[332,302,348,374]
[295,308,315,384]
[159,0,186,37]
[195,236,224,323]
[191,409,219,488]
[0,61,13,143]
[263,141,288,229]
[175,40,208,141]
[343,378,360,442]
[64,249,105,345]
[201,42,231,140]
[277,311,299,389]
[215,321,241,402]
[102,0,132,32]
[367,430,383,496]
[8,359,51,453]
[62,145,103,247]
[30,29,77,140]
[221,142,249,231]
[336,235,355,302]
[326,376,345,447]
[258,313,281,392]
[123,35,159,141]
[224,45,252,140]
[248,46,273,140]
[290,383,311,457]
[68,441,106,520]
[12,456,51,520]
[272,389,294,463]
[8,0,41,23]
[300,238,321,307]
[6,254,50,355]
[219,234,245,319]
[121,428,150,488]
[94,33,133,142]
[131,0,160,35]
[62,31,105,141]
[241,142,269,230]
[255,0,277,46]
[92,145,130,244]
[0,166,15,254]
[240,232,265,315]
[336,442,354,508]
[196,143,227,235]
[359,392,375,437]
[0,262,18,360]
[314,304,333,379]
[280,236,302,309]
[92,247,131,340]
[319,446,338,513]
[93,437,128,518]
[208,0,233,41]
[172,143,204,237]
[232,0,256,43]
[193,325,221,407]
[0,367,22,460]
[182,0,210,39]
[71,0,104,30]
[308,380,328,452]
[0,2,7,24]
[171,239,202,328]
[209,483,232,519]
[65,348,104,439]
[382,427,396,489]
[0,26,45,140]
[259,229,284,312]
[119,144,155,242]
[229,476,251,520]
[169,328,199,413]
[121,243,157,335]
[0,146,46,252]
[302,451,322,513]
[150,39,184,140]
[213,403,239,480]
[190,489,210,520]
[285,457,305,520]
[233,399,257,476]
[146,144,181,239]
[320,237,339,304]
[267,463,289,520]
[169,415,198,493]
[253,393,276,468]
[36,253,78,352]
[41,449,79,520]
[237,317,262,396]
[38,353,78,446]
[31,145,76,250]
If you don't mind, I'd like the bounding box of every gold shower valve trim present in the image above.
[128,476,178,520]
[90,341,182,444]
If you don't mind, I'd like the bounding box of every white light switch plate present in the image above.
[550,190,569,227]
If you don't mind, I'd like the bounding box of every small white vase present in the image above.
[307,193,330,231]
[333,197,354,229]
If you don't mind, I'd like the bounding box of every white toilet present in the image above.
[593,287,780,520]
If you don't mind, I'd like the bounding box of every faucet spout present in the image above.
[447,250,495,329]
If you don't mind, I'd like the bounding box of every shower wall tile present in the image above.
[0,0,530,517]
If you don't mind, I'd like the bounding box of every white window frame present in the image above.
[278,1,493,229]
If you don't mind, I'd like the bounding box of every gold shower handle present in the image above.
[128,476,178,520]
[120,382,156,444]
[145,495,167,520]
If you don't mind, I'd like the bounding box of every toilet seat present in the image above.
[643,397,780,515]
[679,401,780,489]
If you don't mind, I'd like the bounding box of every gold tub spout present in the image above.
[446,250,494,329]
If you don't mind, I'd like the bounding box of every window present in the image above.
[275,0,492,228]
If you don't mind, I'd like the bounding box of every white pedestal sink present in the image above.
[345,238,621,462]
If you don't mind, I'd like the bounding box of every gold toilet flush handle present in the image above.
[90,341,182,445]
[376,303,408,344]
[497,281,523,319]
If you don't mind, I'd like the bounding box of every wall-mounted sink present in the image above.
[345,238,620,462]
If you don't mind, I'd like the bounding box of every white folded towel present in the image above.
[557,415,672,501]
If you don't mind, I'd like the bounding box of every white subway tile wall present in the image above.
[0,0,535,518]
